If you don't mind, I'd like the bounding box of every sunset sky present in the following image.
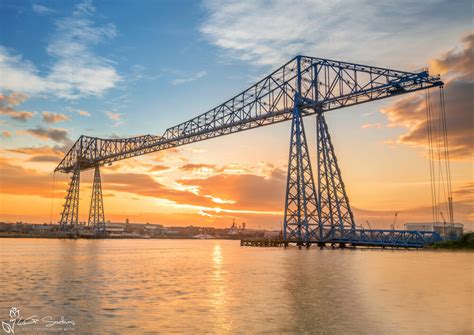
[0,0,472,230]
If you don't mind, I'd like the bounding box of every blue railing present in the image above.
[323,228,443,248]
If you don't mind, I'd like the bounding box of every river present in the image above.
[0,239,472,334]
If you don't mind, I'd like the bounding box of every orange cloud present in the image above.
[1,130,11,138]
[453,182,474,200]
[178,168,286,211]
[361,123,383,129]
[8,145,64,156]
[430,34,473,77]
[99,164,287,212]
[148,165,170,172]
[0,92,34,122]
[0,158,67,198]
[42,111,70,124]
[7,145,65,165]
[180,163,216,172]
[101,171,220,208]
[381,33,473,159]
[77,109,90,117]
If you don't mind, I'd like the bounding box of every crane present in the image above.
[391,212,399,230]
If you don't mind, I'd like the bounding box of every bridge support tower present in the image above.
[59,165,106,236]
[88,166,106,235]
[283,100,319,245]
[59,165,80,230]
[283,109,356,245]
[316,113,355,241]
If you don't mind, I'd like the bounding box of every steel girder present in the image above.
[55,56,443,173]
[283,95,319,244]
[88,166,106,235]
[327,228,443,248]
[55,134,162,173]
[59,166,80,229]
[316,113,355,240]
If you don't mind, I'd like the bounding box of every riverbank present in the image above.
[0,232,243,240]
[430,233,474,250]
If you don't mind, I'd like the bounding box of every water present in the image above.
[0,239,472,334]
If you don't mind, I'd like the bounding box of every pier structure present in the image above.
[242,228,442,249]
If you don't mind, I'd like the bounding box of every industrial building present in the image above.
[405,223,464,239]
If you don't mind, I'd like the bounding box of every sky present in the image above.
[0,0,472,230]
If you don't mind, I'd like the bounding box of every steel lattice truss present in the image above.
[330,229,442,248]
[283,99,319,244]
[55,55,444,246]
[55,56,442,173]
[316,113,355,240]
[88,166,106,234]
[59,166,80,228]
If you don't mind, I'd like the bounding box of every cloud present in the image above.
[0,158,66,198]
[180,163,216,172]
[430,34,474,78]
[74,0,96,15]
[148,165,170,172]
[8,145,64,157]
[0,1,121,99]
[453,182,474,200]
[23,126,71,144]
[171,71,207,85]
[106,111,122,121]
[1,130,11,138]
[381,34,473,159]
[97,162,287,213]
[77,109,90,116]
[102,172,217,208]
[200,0,470,67]
[0,47,46,95]
[106,111,124,126]
[361,123,383,129]
[0,92,34,122]
[8,145,64,163]
[178,168,286,211]
[32,4,56,15]
[28,155,62,163]
[42,111,70,123]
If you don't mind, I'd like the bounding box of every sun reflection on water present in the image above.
[211,242,231,332]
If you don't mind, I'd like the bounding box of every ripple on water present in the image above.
[0,239,471,334]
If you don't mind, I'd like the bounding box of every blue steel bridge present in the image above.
[54,55,444,248]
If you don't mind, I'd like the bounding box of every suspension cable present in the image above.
[425,87,454,226]
[439,86,454,224]
[425,90,437,224]
[433,88,448,221]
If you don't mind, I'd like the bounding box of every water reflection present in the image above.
[211,242,231,332]
[0,239,471,333]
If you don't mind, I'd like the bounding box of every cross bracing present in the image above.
[55,56,442,174]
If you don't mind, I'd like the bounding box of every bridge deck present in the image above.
[241,229,443,249]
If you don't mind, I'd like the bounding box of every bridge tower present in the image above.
[88,166,106,235]
[59,165,80,229]
[283,97,319,245]
[283,56,355,245]
[315,113,355,240]
[59,164,106,235]
[282,109,356,244]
